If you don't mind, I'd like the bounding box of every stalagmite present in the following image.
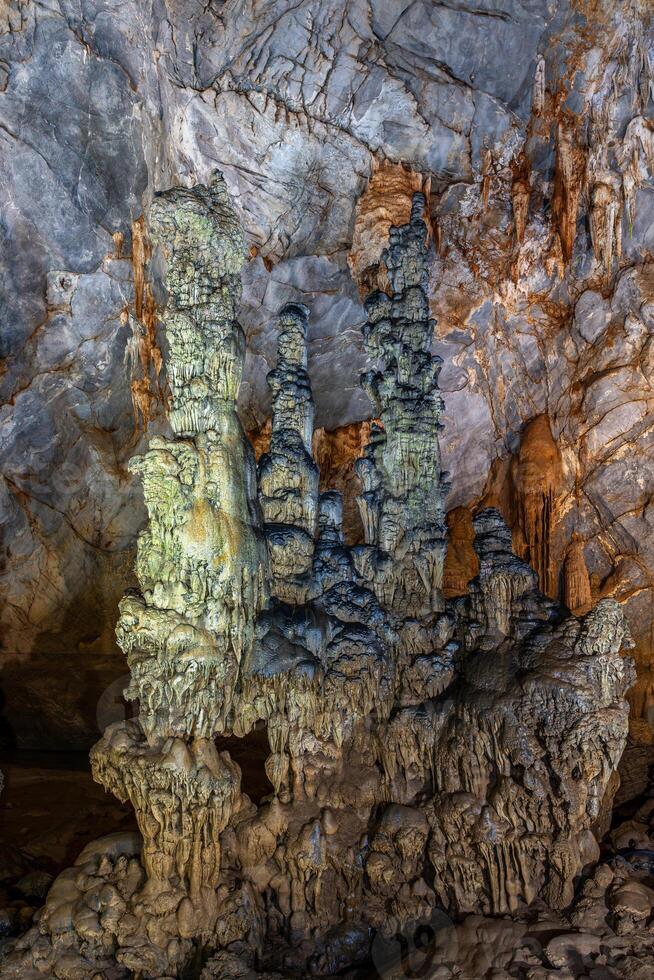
[258,303,319,601]
[3,187,636,980]
[354,193,448,618]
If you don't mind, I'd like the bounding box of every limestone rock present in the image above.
[3,0,654,758]
[3,187,638,980]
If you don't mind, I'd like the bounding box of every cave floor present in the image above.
[0,750,137,882]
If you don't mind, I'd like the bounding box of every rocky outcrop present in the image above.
[1,187,637,980]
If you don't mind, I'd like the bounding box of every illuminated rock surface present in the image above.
[2,0,654,753]
[0,184,643,980]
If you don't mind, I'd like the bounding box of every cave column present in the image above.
[90,172,268,937]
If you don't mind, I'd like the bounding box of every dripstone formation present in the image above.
[1,181,640,979]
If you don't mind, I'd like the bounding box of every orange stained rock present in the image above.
[348,160,431,295]
[130,377,153,432]
[127,216,163,430]
[313,421,372,545]
[247,417,272,461]
[443,506,479,597]
[628,669,654,732]
[564,534,593,614]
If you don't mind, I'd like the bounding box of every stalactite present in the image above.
[551,118,586,263]
[511,153,531,244]
[589,173,623,275]
[512,414,563,599]
[532,55,546,116]
[481,147,494,212]
[617,115,654,231]
[564,534,593,614]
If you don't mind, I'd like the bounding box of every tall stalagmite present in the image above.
[90,173,269,974]
[258,303,319,601]
[3,187,637,980]
[355,193,448,617]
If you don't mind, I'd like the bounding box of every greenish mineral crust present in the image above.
[4,188,638,980]
[148,175,248,435]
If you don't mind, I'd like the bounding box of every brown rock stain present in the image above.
[443,506,479,597]
[247,417,272,462]
[128,216,164,430]
[348,161,431,295]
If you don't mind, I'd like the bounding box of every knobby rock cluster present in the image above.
[1,178,642,979]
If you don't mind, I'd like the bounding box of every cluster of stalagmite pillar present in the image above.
[4,176,634,980]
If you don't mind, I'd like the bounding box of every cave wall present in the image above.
[2,0,654,746]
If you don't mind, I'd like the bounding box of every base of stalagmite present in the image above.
[5,783,654,980]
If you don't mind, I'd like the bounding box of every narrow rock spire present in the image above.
[258,302,320,600]
[356,191,448,617]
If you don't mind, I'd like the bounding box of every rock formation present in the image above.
[4,0,654,765]
[1,185,639,980]
[258,303,319,601]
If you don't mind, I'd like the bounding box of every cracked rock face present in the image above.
[0,182,639,979]
[3,0,654,749]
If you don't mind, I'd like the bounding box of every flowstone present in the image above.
[1,183,638,979]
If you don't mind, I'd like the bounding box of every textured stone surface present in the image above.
[1,1,654,754]
[0,184,638,980]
